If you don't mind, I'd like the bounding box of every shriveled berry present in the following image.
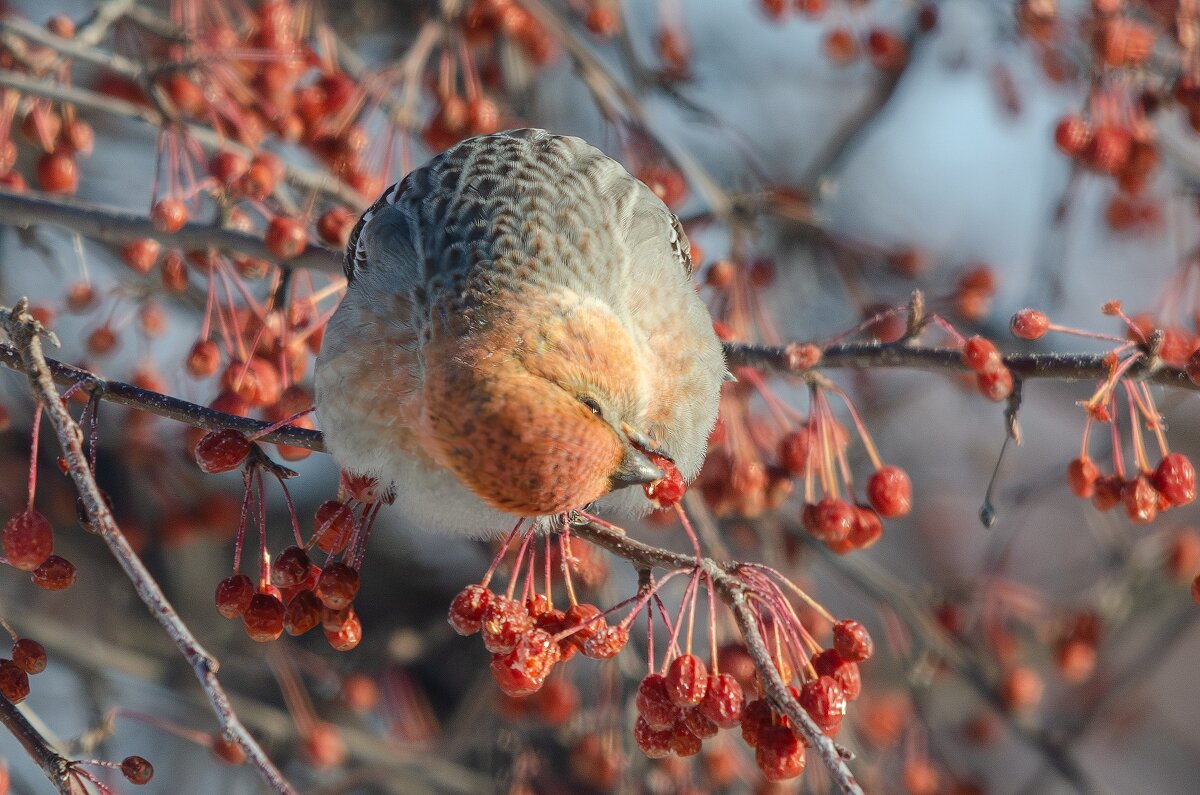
[1011,308,1050,340]
[633,716,673,758]
[284,589,322,636]
[0,659,29,703]
[3,510,53,571]
[644,452,686,507]
[448,584,492,635]
[666,653,708,707]
[120,755,153,785]
[481,595,533,654]
[243,592,286,642]
[215,574,254,618]
[812,649,861,700]
[636,673,679,729]
[12,638,46,675]
[682,706,719,738]
[740,698,774,747]
[582,624,628,659]
[698,672,744,728]
[833,619,874,662]
[756,724,806,781]
[867,465,912,518]
[802,497,855,544]
[31,554,75,590]
[1092,475,1124,512]
[849,504,884,549]
[194,429,251,473]
[799,675,846,736]
[1153,453,1196,507]
[312,500,352,554]
[324,610,363,651]
[270,545,311,588]
[1068,457,1099,498]
[1122,475,1159,524]
[490,627,559,696]
[562,602,604,643]
[315,562,360,610]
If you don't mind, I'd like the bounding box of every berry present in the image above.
[316,207,356,247]
[36,150,78,193]
[284,590,322,635]
[215,574,254,618]
[31,555,75,590]
[739,698,774,747]
[802,498,855,544]
[3,510,53,571]
[756,724,806,781]
[562,602,604,643]
[312,500,353,554]
[1054,115,1090,156]
[867,465,912,518]
[315,562,360,610]
[209,151,249,184]
[270,545,311,588]
[120,756,154,785]
[582,624,628,659]
[962,336,1001,373]
[194,429,252,473]
[812,649,861,700]
[976,366,1014,401]
[0,659,29,703]
[1092,475,1124,512]
[998,665,1044,711]
[1122,475,1159,524]
[633,716,673,758]
[1153,453,1196,507]
[682,706,718,739]
[212,734,247,765]
[832,619,874,662]
[490,628,559,696]
[644,453,686,507]
[481,595,533,654]
[665,653,708,707]
[151,197,188,233]
[265,215,308,259]
[669,718,703,756]
[1067,456,1099,499]
[448,584,492,635]
[121,238,162,274]
[849,504,884,549]
[243,592,286,642]
[1011,308,1050,340]
[12,638,46,675]
[799,675,846,735]
[823,27,858,64]
[324,610,363,651]
[636,673,679,729]
[698,672,744,728]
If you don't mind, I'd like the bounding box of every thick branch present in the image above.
[0,189,342,274]
[0,343,326,451]
[0,696,72,794]
[0,301,297,795]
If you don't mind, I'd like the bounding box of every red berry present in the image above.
[0,659,29,703]
[322,607,363,651]
[194,429,252,473]
[3,510,53,571]
[36,150,78,193]
[243,592,286,642]
[812,649,861,700]
[998,665,1044,711]
[665,653,708,707]
[582,624,628,659]
[448,584,492,635]
[211,733,247,765]
[270,545,311,588]
[481,596,533,654]
[698,672,744,728]
[739,698,774,747]
[1153,453,1196,507]
[633,716,673,758]
[312,500,352,554]
[644,453,686,507]
[682,706,718,738]
[31,554,75,590]
[802,497,855,544]
[1122,475,1159,524]
[867,465,912,518]
[12,638,46,675]
[1086,124,1132,173]
[284,590,322,636]
[315,207,356,248]
[121,238,162,274]
[315,562,360,610]
[563,602,604,643]
[962,336,1001,373]
[265,215,309,260]
[120,755,153,785]
[636,673,679,729]
[823,27,858,64]
[151,197,188,233]
[799,675,847,735]
[849,504,884,549]
[489,628,559,696]
[1054,115,1090,156]
[209,151,249,184]
[833,619,874,662]
[215,574,254,618]
[1068,456,1099,498]
[976,366,1014,401]
[1011,308,1050,340]
[756,724,806,781]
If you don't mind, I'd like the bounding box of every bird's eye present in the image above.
[577,395,603,417]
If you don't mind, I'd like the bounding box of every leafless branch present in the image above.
[0,696,72,794]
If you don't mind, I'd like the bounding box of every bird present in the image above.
[314,129,725,535]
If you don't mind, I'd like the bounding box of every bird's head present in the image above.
[422,292,665,517]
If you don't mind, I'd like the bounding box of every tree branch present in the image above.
[0,300,297,795]
[0,696,72,794]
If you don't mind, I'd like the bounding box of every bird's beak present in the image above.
[611,423,665,487]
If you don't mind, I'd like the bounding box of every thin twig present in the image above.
[0,696,72,794]
[0,299,297,795]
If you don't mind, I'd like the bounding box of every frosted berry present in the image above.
[562,602,604,643]
[1152,453,1196,507]
[633,716,673,758]
[0,659,29,703]
[194,429,251,473]
[120,756,153,785]
[698,672,744,728]
[270,545,311,588]
[739,698,773,747]
[3,510,53,571]
[31,554,75,590]
[1011,309,1050,340]
[644,453,685,507]
[490,627,559,696]
[284,590,322,636]
[1122,475,1159,524]
[669,719,703,756]
[215,574,254,618]
[312,500,353,554]
[315,562,360,610]
[582,624,628,659]
[636,673,679,729]
[812,649,861,700]
[833,619,874,662]
[799,675,846,735]
[682,706,718,739]
[12,638,46,675]
[666,653,708,707]
[867,466,912,517]
[448,584,492,635]
[243,592,286,642]
[977,366,1014,401]
[756,724,806,781]
[481,595,533,654]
